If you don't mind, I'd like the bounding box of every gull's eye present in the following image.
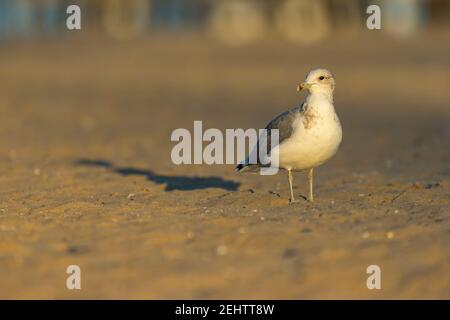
[319,76,325,80]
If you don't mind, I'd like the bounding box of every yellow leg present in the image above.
[287,169,295,203]
[308,168,314,202]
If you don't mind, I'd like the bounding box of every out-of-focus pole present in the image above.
[102,0,152,40]
[329,0,362,32]
[383,0,426,37]
[207,0,267,46]
[275,0,331,45]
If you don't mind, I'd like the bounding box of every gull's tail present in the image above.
[236,144,268,173]
[236,160,260,173]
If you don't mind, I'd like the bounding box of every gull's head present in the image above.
[297,68,335,97]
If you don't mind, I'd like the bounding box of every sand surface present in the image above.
[0,32,449,299]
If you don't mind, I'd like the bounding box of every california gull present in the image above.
[237,68,343,203]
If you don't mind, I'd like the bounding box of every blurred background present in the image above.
[0,0,450,299]
[0,0,449,43]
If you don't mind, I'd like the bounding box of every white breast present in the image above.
[276,95,342,171]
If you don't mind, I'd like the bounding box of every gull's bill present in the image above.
[297,82,312,92]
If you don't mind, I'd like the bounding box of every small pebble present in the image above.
[216,245,228,256]
[186,231,195,241]
[127,193,135,200]
[394,209,399,214]
[33,168,41,176]
[260,216,266,221]
[0,225,15,231]
[252,209,258,213]
[283,248,297,258]
[362,232,370,239]
[386,231,394,239]
[238,227,247,234]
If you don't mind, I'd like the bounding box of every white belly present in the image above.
[276,112,342,171]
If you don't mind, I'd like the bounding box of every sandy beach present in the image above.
[0,31,449,299]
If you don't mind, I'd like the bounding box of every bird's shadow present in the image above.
[75,159,240,192]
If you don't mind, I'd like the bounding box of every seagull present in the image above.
[236,68,342,203]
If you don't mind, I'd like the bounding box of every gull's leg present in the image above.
[308,168,314,202]
[287,169,296,203]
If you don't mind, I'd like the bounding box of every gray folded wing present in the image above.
[236,104,305,171]
[265,104,304,150]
